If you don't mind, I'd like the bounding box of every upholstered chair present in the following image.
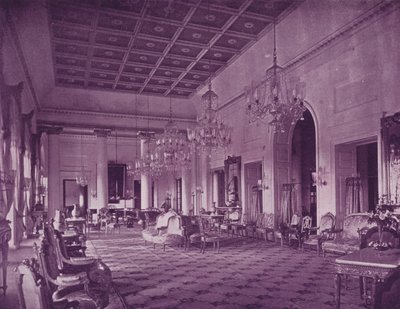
[16,258,97,309]
[302,212,335,255]
[321,213,375,256]
[255,213,274,241]
[288,215,312,248]
[152,216,185,251]
[246,213,264,238]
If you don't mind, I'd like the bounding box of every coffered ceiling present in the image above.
[49,0,299,98]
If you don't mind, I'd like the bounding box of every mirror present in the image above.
[108,163,126,203]
[224,156,241,207]
[63,179,88,217]
[381,112,400,205]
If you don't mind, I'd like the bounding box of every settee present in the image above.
[321,213,375,256]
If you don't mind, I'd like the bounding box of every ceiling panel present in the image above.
[50,0,299,97]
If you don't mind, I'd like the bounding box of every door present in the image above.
[245,162,262,221]
[335,144,357,228]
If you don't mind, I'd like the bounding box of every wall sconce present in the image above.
[91,189,97,198]
[257,179,269,190]
[312,167,327,187]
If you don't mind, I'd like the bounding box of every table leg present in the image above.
[217,241,220,253]
[371,277,383,309]
[334,273,341,308]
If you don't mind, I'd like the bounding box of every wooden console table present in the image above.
[334,248,400,308]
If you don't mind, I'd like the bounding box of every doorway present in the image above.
[244,161,263,222]
[335,139,378,227]
[291,110,316,226]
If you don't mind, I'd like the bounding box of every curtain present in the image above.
[248,186,260,223]
[345,177,363,215]
[280,184,297,224]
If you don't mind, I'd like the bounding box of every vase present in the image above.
[71,204,79,218]
[375,224,389,251]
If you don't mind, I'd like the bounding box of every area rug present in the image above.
[87,227,376,309]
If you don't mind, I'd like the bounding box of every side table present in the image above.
[334,248,400,308]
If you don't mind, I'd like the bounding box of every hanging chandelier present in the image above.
[76,132,88,186]
[187,78,232,153]
[245,20,306,133]
[154,119,191,172]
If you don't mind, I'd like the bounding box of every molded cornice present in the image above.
[218,0,400,111]
[39,107,197,124]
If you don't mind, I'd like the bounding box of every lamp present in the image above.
[245,19,307,133]
[76,132,88,186]
[311,167,327,187]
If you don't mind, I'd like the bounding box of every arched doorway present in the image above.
[273,108,317,227]
[291,110,316,225]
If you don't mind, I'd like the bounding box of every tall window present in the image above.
[175,178,182,213]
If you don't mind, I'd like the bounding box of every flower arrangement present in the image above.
[368,207,399,228]
[367,207,399,250]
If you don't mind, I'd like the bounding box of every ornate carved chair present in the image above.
[255,213,275,241]
[302,212,335,255]
[34,238,109,309]
[322,213,375,256]
[274,213,300,246]
[288,215,312,248]
[16,257,96,309]
[245,213,264,238]
[41,226,111,308]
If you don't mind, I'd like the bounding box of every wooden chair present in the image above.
[274,214,300,246]
[255,213,274,241]
[289,215,312,248]
[16,258,93,309]
[33,240,99,308]
[302,212,335,255]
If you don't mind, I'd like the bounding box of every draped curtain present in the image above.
[248,186,261,222]
[345,177,363,215]
[280,184,297,224]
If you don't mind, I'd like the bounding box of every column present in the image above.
[139,133,152,209]
[199,152,210,211]
[212,171,219,209]
[94,129,111,211]
[181,168,191,215]
[46,126,63,220]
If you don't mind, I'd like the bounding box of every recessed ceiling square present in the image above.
[95,32,131,47]
[98,13,137,32]
[133,38,167,53]
[189,7,231,29]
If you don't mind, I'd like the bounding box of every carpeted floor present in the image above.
[86,227,375,309]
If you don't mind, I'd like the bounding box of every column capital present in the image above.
[38,126,63,135]
[137,131,155,140]
[94,128,112,137]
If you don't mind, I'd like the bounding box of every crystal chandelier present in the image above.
[76,133,88,186]
[154,92,191,172]
[245,20,306,133]
[187,79,231,153]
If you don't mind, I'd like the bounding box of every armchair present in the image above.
[152,216,185,250]
[302,212,335,255]
[255,213,274,241]
[322,213,375,256]
[245,213,264,238]
[274,214,300,246]
[16,257,96,309]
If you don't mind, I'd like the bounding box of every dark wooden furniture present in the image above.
[334,248,400,308]
[0,218,11,295]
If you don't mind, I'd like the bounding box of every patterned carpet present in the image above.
[86,227,395,309]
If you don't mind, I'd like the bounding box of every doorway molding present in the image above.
[272,102,319,226]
